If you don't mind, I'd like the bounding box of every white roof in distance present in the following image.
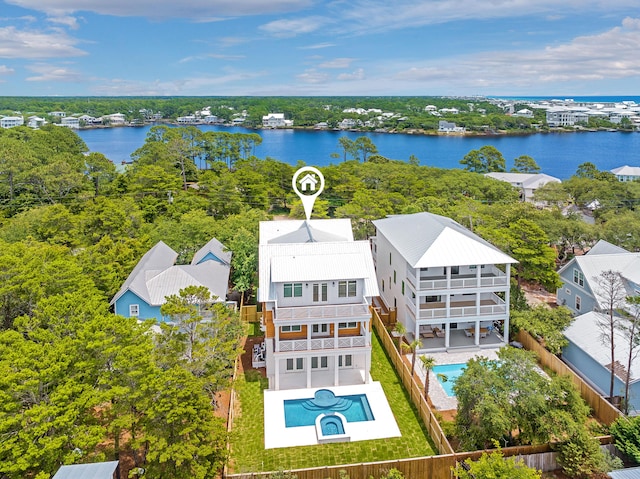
[611,165,640,176]
[259,219,353,245]
[484,172,561,189]
[373,212,517,268]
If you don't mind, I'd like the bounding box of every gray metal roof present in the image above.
[587,239,629,256]
[191,237,231,265]
[485,172,561,188]
[111,239,231,306]
[373,212,517,268]
[564,311,640,384]
[609,466,640,479]
[53,461,118,479]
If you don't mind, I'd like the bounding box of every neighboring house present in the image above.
[111,238,232,322]
[0,116,24,129]
[438,120,464,133]
[556,240,640,316]
[53,461,119,479]
[259,219,379,391]
[611,165,640,182]
[563,311,640,412]
[102,113,126,125]
[513,108,534,118]
[78,114,101,125]
[262,113,293,128]
[27,116,47,128]
[61,117,80,129]
[177,115,197,124]
[372,212,517,352]
[609,466,640,479]
[484,172,561,203]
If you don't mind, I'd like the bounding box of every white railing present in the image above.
[275,303,370,321]
[417,273,508,291]
[277,335,367,352]
[417,302,506,320]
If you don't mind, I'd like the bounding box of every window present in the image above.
[338,355,353,367]
[281,325,302,333]
[575,295,581,311]
[394,270,396,284]
[338,321,357,329]
[402,281,405,295]
[312,324,328,334]
[286,358,304,371]
[565,288,572,295]
[451,266,460,275]
[311,356,328,369]
[573,269,584,287]
[389,252,392,265]
[312,283,328,302]
[129,304,139,317]
[382,279,385,292]
[338,280,357,298]
[283,283,303,298]
[425,295,440,303]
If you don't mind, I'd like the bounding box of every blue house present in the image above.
[563,311,640,414]
[556,240,640,316]
[110,238,232,322]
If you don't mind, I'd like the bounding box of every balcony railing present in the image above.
[407,295,507,320]
[277,335,368,352]
[406,266,507,291]
[275,303,370,321]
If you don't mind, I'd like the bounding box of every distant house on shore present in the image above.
[0,116,24,129]
[110,238,232,322]
[262,113,293,128]
[438,120,464,133]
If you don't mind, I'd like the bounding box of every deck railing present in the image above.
[276,335,367,352]
[275,303,370,321]
[407,266,507,291]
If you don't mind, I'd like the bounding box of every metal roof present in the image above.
[53,461,118,479]
[259,219,353,245]
[564,311,640,384]
[609,467,640,479]
[611,165,640,177]
[258,220,378,303]
[587,239,629,256]
[485,172,561,188]
[373,212,517,268]
[191,237,231,265]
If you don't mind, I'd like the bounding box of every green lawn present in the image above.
[228,331,436,473]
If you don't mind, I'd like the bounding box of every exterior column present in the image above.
[475,321,480,346]
[364,352,370,384]
[307,323,312,350]
[334,354,339,386]
[476,264,482,286]
[446,265,451,288]
[275,326,280,352]
[275,358,280,391]
[307,358,312,388]
[445,323,450,348]
[504,263,511,342]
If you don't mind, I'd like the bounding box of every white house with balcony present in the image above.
[371,212,517,352]
[262,113,292,128]
[259,219,379,391]
[0,116,24,129]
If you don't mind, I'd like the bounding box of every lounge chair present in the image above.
[464,329,472,337]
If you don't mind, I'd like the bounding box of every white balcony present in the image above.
[277,335,368,353]
[406,266,507,292]
[406,294,507,320]
[275,303,370,321]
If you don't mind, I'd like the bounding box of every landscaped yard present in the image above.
[228,331,436,473]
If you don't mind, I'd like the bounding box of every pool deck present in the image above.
[264,381,400,449]
[413,348,501,411]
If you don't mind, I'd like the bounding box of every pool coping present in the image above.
[264,381,400,449]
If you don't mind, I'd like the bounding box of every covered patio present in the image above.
[409,327,505,352]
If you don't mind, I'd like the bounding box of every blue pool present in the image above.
[431,363,467,397]
[284,389,375,427]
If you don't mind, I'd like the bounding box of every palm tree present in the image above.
[419,355,437,399]
[393,321,406,352]
[402,338,422,377]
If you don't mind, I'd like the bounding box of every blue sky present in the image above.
[0,0,639,96]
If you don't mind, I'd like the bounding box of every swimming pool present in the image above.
[284,389,375,427]
[431,363,467,397]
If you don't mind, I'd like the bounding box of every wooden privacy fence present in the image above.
[240,305,258,322]
[516,330,622,425]
[370,307,454,456]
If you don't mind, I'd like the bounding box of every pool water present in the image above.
[431,363,467,397]
[284,389,375,427]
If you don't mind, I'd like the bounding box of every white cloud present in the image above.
[4,0,313,19]
[299,42,336,50]
[47,15,82,30]
[259,16,326,38]
[0,65,15,74]
[318,57,354,69]
[0,26,86,58]
[393,17,640,89]
[25,62,83,81]
[296,68,329,83]
[179,53,245,63]
[337,68,365,81]
[333,0,640,34]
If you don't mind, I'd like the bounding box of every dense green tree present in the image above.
[511,155,540,173]
[611,415,640,463]
[511,305,574,354]
[354,136,378,162]
[460,145,506,173]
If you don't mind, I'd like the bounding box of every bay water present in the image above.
[77,125,640,180]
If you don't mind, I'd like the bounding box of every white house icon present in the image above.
[299,173,319,192]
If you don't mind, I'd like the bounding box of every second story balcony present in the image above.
[406,293,507,321]
[274,302,371,322]
[276,334,368,353]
